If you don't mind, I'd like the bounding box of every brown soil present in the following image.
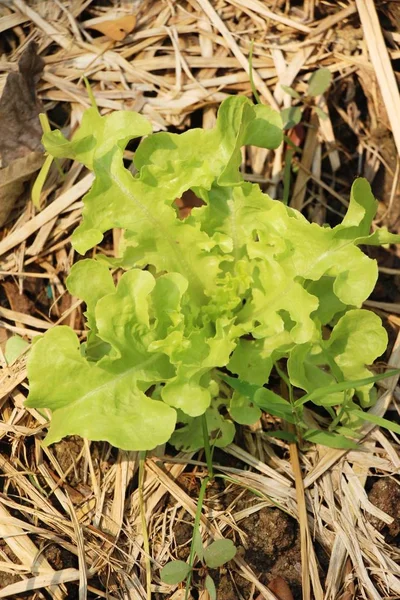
[0,540,20,591]
[160,470,304,600]
[239,507,302,598]
[368,477,400,543]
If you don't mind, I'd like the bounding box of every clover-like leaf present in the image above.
[160,561,191,585]
[281,106,302,129]
[307,68,332,97]
[205,575,217,600]
[203,539,237,568]
[5,335,30,365]
[193,526,204,561]
[281,84,301,99]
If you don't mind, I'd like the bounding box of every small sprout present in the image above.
[193,526,204,560]
[307,68,332,97]
[32,154,54,208]
[203,539,237,569]
[281,106,302,130]
[5,335,30,365]
[281,84,301,100]
[160,560,191,585]
[205,575,217,600]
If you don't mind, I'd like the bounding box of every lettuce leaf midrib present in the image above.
[28,351,165,412]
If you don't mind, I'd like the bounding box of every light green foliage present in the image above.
[5,335,30,365]
[205,575,217,600]
[160,560,191,585]
[281,106,302,129]
[170,399,236,452]
[160,537,236,590]
[26,95,400,451]
[288,310,388,407]
[280,85,301,100]
[307,68,333,97]
[280,67,333,128]
[229,391,261,425]
[203,539,237,568]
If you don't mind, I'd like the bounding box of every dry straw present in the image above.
[1,1,400,598]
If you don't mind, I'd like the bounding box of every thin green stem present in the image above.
[283,134,302,153]
[39,113,51,134]
[139,451,151,600]
[38,113,64,179]
[84,76,98,111]
[202,414,214,478]
[184,474,210,600]
[329,390,351,431]
[275,362,304,445]
[248,41,261,105]
[274,361,291,388]
[183,414,215,598]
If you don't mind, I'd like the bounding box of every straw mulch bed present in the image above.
[1,1,400,598]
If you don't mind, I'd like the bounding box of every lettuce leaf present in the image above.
[26,95,397,451]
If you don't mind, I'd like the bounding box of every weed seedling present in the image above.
[160,417,237,598]
[281,67,332,129]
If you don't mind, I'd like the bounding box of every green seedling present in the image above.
[4,335,30,365]
[279,68,333,203]
[160,541,236,599]
[160,540,236,583]
[161,531,236,598]
[160,415,236,598]
[281,67,332,129]
[159,416,237,598]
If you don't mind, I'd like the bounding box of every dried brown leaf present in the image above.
[2,281,34,315]
[87,15,136,41]
[0,41,45,227]
[268,576,295,600]
[0,41,44,167]
[0,152,44,227]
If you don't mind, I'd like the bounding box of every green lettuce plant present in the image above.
[26,95,400,452]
